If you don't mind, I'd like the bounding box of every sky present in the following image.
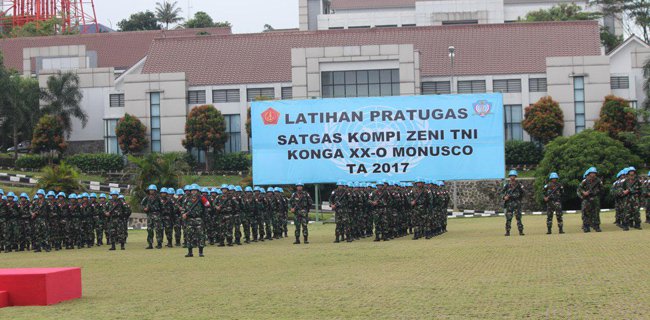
[93,0,299,33]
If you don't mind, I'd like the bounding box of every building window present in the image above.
[529,78,547,92]
[628,100,638,109]
[376,25,398,28]
[493,79,522,93]
[322,69,400,98]
[109,94,125,108]
[457,80,486,94]
[504,105,523,141]
[281,87,293,100]
[224,114,241,154]
[442,20,478,25]
[150,92,161,153]
[421,81,451,95]
[402,24,416,27]
[574,76,585,133]
[610,76,629,89]
[213,89,240,103]
[349,26,371,29]
[105,119,121,155]
[247,88,275,102]
[187,90,206,104]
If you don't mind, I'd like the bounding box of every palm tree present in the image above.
[155,1,183,30]
[40,71,86,138]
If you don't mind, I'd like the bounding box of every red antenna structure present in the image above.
[0,0,98,35]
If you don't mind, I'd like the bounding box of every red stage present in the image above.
[0,268,82,307]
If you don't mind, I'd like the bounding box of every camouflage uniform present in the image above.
[174,195,184,246]
[93,200,105,246]
[17,199,32,250]
[0,199,6,251]
[264,192,276,240]
[105,197,126,250]
[253,192,267,242]
[621,174,643,230]
[219,192,239,246]
[502,181,525,236]
[69,200,83,248]
[370,186,391,241]
[543,181,564,233]
[241,193,255,243]
[231,193,243,245]
[644,177,650,223]
[289,189,313,244]
[181,194,207,256]
[141,195,164,249]
[161,196,176,246]
[611,178,625,227]
[5,200,20,252]
[577,177,603,232]
[30,198,50,252]
[80,200,95,248]
[121,199,132,242]
[49,198,64,250]
[330,187,350,243]
[410,185,432,240]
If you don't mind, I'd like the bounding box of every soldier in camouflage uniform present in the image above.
[543,173,564,234]
[611,169,627,228]
[160,188,176,247]
[64,194,77,249]
[241,187,255,244]
[105,191,126,250]
[410,179,432,240]
[80,194,94,248]
[439,181,451,234]
[290,183,313,244]
[213,187,226,246]
[30,190,50,252]
[119,195,131,243]
[4,193,19,252]
[142,185,164,249]
[264,188,276,241]
[90,193,104,246]
[0,192,5,252]
[218,186,238,246]
[17,193,32,251]
[370,181,390,241]
[621,167,643,230]
[174,188,185,246]
[330,181,349,243]
[645,171,650,224]
[250,188,263,242]
[182,185,207,257]
[577,167,603,233]
[502,170,525,236]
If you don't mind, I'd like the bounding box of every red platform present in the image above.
[0,268,82,307]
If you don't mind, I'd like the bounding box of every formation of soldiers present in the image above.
[142,183,305,258]
[330,179,450,242]
[504,167,650,236]
[0,189,132,253]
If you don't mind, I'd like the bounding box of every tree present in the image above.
[40,71,86,138]
[7,18,78,37]
[246,107,252,138]
[155,1,183,30]
[185,11,231,29]
[31,115,67,162]
[36,162,82,193]
[182,105,228,171]
[522,96,564,144]
[115,113,147,155]
[593,0,650,43]
[128,152,189,209]
[594,95,637,139]
[534,130,642,209]
[523,3,622,52]
[117,11,161,31]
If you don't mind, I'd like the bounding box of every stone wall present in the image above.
[66,140,104,154]
[447,178,541,212]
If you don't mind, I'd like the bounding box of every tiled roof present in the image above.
[142,21,601,86]
[0,27,231,72]
[331,0,416,10]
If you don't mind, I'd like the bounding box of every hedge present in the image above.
[505,140,543,165]
[15,155,48,169]
[66,153,125,172]
[214,152,251,171]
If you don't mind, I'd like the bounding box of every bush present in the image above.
[66,153,125,172]
[15,155,47,169]
[505,141,543,165]
[214,152,251,171]
[618,125,650,165]
[116,114,147,154]
[36,162,82,193]
[0,154,15,167]
[534,130,642,209]
[594,95,637,139]
[522,96,564,144]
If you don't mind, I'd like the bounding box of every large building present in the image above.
[0,4,647,159]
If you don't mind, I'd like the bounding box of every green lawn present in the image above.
[1,211,649,319]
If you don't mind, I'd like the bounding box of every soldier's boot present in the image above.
[120,242,125,250]
[622,223,630,231]
[518,228,525,236]
[146,242,154,249]
[217,241,225,247]
[185,248,194,258]
[34,246,41,253]
[334,235,340,243]
[293,236,300,245]
[634,223,643,230]
[594,225,602,232]
[109,242,116,250]
[166,241,173,248]
[235,238,242,245]
[303,236,309,244]
[244,236,250,244]
[546,227,552,235]
[583,225,591,233]
[175,240,181,247]
[505,229,510,236]
[559,226,565,234]
[284,231,288,237]
[156,241,162,249]
[373,234,380,242]
[199,247,205,257]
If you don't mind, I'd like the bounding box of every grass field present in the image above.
[1,211,649,319]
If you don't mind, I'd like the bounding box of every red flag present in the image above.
[201,196,210,207]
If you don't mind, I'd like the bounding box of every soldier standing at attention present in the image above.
[411,178,432,240]
[621,167,643,230]
[577,167,603,233]
[241,187,255,244]
[544,172,564,234]
[290,183,313,245]
[141,185,164,249]
[0,191,6,252]
[105,191,125,250]
[645,171,650,224]
[30,190,49,252]
[502,170,525,236]
[182,185,207,257]
[119,195,131,243]
[612,169,627,228]
[330,181,348,243]
[160,188,176,247]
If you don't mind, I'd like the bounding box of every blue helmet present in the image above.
[69,193,77,200]
[57,192,67,198]
[147,184,158,191]
[46,191,56,197]
[220,184,229,189]
[226,185,234,191]
[337,180,345,186]
[33,195,38,200]
[110,190,120,196]
[260,188,266,193]
[648,171,650,177]
[90,193,98,198]
[183,185,191,191]
[119,195,125,199]
[346,182,354,187]
[176,189,184,196]
[296,182,304,186]
[628,166,637,173]
[235,186,243,192]
[272,187,279,192]
[160,188,168,194]
[81,193,89,198]
[508,170,518,177]
[245,186,253,193]
[616,170,624,178]
[216,189,223,195]
[201,187,209,194]
[549,172,559,180]
[6,192,16,198]
[1,196,5,201]
[19,192,28,199]
[99,193,107,199]
[0,189,3,195]
[211,188,219,194]
[36,189,46,196]
[585,167,597,175]
[370,184,377,189]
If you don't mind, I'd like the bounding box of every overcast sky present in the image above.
[94,0,299,33]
